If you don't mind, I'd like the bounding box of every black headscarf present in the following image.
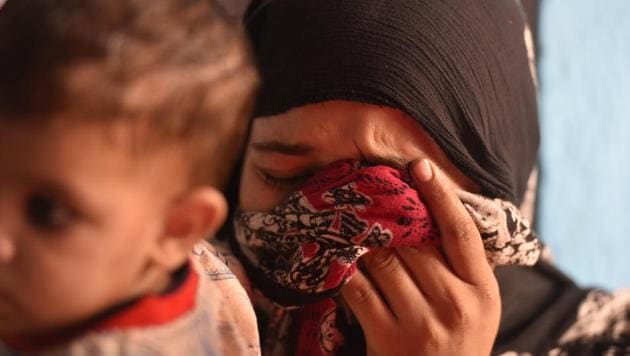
[245,0,539,205]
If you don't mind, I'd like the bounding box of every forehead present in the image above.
[0,119,186,189]
[1,119,138,160]
[249,101,438,159]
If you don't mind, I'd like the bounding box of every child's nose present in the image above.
[0,233,15,263]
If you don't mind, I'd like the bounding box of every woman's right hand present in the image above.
[341,159,501,356]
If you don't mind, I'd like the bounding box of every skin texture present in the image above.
[0,120,227,339]
[239,100,500,355]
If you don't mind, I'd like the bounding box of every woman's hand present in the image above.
[340,159,500,356]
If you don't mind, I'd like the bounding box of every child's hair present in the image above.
[0,0,258,189]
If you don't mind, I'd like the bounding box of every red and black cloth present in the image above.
[233,160,541,355]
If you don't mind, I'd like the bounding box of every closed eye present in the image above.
[256,168,312,190]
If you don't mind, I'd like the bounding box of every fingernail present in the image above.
[415,159,433,182]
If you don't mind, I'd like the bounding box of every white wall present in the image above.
[538,0,630,289]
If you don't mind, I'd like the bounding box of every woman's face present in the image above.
[239,100,479,212]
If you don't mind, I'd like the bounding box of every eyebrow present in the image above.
[251,141,314,155]
[252,141,409,169]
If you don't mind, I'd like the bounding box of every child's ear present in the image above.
[152,187,227,270]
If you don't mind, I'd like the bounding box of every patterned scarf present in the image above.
[233,160,541,355]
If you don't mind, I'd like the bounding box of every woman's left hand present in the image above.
[340,159,501,356]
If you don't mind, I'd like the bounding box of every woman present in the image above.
[226,0,630,354]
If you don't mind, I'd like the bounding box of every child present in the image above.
[0,0,259,354]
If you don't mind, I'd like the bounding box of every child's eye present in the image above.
[257,169,311,190]
[25,193,75,231]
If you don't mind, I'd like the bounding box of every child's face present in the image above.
[0,120,188,337]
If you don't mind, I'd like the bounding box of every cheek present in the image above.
[0,220,154,332]
[0,238,115,331]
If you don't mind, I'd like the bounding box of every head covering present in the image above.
[245,0,539,205]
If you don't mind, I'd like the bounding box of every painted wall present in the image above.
[538,0,630,290]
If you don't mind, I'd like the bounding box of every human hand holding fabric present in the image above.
[341,159,501,356]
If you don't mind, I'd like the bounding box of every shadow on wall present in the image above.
[538,0,630,290]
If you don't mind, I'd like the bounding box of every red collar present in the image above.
[3,261,199,352]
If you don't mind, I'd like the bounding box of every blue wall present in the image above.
[538,0,630,290]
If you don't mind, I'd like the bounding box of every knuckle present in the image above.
[443,284,500,332]
[457,230,478,246]
[449,301,473,327]
[425,178,449,200]
[419,323,448,350]
[447,217,478,242]
[479,281,500,303]
[348,283,377,306]
[421,321,442,341]
[442,289,477,328]
[473,271,500,301]
[476,281,501,315]
[365,250,399,273]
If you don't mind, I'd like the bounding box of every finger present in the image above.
[396,246,460,303]
[360,249,429,319]
[341,268,396,336]
[410,159,493,285]
[398,245,500,344]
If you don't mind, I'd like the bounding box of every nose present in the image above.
[0,232,15,263]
